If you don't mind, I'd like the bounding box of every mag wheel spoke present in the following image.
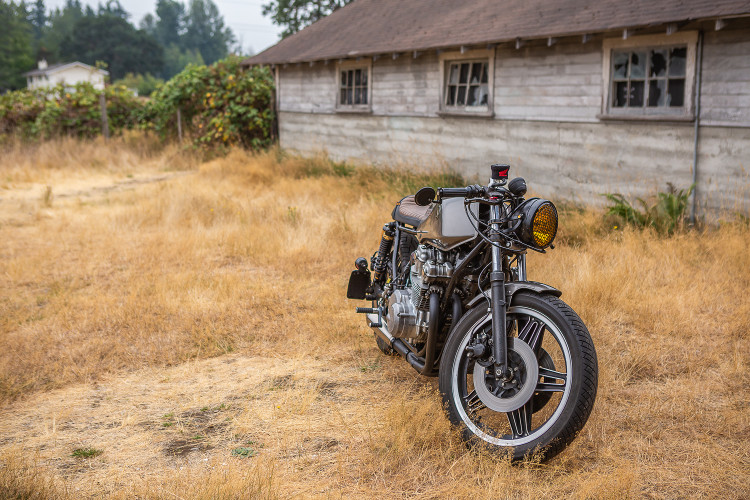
[506,400,533,438]
[536,366,567,392]
[464,389,487,417]
[517,318,545,353]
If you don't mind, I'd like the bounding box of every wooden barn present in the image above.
[244,0,750,217]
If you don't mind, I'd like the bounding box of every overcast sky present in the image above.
[45,0,283,55]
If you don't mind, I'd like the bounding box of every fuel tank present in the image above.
[417,198,478,251]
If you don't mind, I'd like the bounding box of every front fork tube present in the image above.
[489,204,509,376]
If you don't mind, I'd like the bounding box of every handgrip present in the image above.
[438,185,485,200]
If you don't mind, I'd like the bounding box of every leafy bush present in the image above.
[604,183,695,235]
[0,82,144,139]
[141,55,274,150]
[113,72,165,97]
[1,56,274,151]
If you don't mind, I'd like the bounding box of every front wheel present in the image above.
[438,292,598,461]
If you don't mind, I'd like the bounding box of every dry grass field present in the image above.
[0,135,748,499]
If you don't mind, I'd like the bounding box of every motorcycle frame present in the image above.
[378,196,535,377]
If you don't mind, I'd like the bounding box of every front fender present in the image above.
[465,281,562,310]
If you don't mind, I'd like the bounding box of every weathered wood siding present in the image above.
[701,27,750,126]
[278,64,337,114]
[275,23,750,217]
[278,112,749,214]
[371,53,441,116]
[494,40,602,122]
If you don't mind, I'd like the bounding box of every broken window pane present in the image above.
[668,79,685,106]
[459,64,470,84]
[613,81,628,107]
[481,64,488,83]
[613,52,629,79]
[669,48,686,76]
[650,50,667,77]
[630,52,646,79]
[630,81,644,106]
[457,86,467,105]
[447,86,457,105]
[648,79,666,107]
[467,85,477,106]
[478,84,489,105]
[449,64,459,85]
[470,63,482,84]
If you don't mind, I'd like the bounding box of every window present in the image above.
[602,32,697,119]
[336,60,371,112]
[340,68,368,106]
[439,48,495,116]
[445,61,489,107]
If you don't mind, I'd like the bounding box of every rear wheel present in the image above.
[438,292,598,461]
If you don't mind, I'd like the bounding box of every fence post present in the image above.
[176,108,183,144]
[99,92,109,140]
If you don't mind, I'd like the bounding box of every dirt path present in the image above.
[0,170,192,205]
[0,350,420,497]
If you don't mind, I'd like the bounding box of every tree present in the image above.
[29,0,46,40]
[182,0,234,65]
[42,0,85,62]
[162,43,204,80]
[60,14,164,80]
[262,0,352,39]
[154,0,184,47]
[97,0,129,20]
[0,1,35,90]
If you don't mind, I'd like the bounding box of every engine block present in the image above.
[410,244,454,310]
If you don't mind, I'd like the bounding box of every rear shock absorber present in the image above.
[372,223,395,284]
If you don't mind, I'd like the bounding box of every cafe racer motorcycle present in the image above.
[347,164,598,461]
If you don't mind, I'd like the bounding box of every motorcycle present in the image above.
[347,164,598,461]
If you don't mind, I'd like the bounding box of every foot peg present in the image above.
[357,306,382,327]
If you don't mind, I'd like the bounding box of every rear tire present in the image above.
[438,292,598,461]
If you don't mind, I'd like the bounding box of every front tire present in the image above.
[438,292,598,461]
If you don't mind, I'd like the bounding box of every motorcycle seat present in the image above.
[392,195,433,227]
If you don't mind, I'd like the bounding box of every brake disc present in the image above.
[472,338,539,412]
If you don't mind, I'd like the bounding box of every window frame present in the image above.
[335,59,372,113]
[438,48,495,117]
[601,32,698,120]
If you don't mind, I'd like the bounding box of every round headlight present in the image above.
[518,199,558,249]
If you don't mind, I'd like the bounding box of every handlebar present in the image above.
[438,185,486,200]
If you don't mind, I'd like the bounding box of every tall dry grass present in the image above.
[0,137,748,498]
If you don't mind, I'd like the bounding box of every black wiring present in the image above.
[463,198,547,254]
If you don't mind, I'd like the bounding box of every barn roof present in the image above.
[244,0,750,65]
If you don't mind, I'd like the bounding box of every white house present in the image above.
[245,0,750,218]
[24,60,109,91]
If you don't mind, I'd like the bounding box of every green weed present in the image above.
[603,183,695,235]
[71,447,102,458]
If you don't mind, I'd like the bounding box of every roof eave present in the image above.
[243,12,749,67]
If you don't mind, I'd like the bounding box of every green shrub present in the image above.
[0,82,144,139]
[141,55,274,150]
[604,183,695,235]
[113,72,165,97]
